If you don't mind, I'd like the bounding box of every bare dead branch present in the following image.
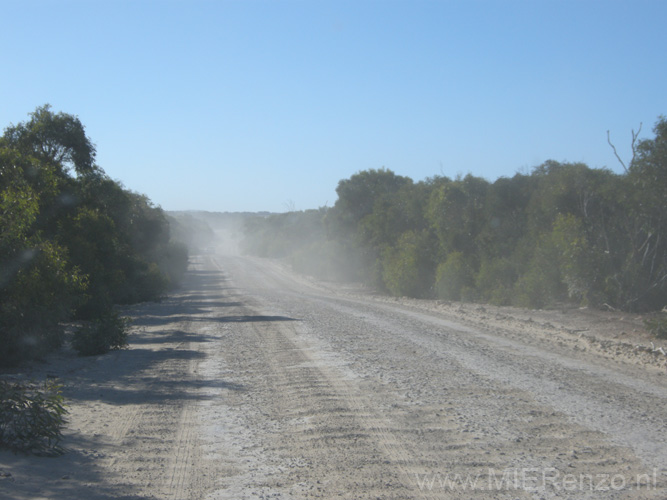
[631,122,643,160]
[607,130,628,172]
[607,123,642,173]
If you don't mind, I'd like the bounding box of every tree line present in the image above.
[243,117,667,315]
[0,106,188,366]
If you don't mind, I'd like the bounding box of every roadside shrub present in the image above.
[0,379,68,455]
[513,265,551,308]
[72,310,130,356]
[435,252,474,301]
[134,261,170,302]
[381,230,436,298]
[0,241,86,366]
[513,233,565,309]
[158,241,189,287]
[644,315,667,339]
[552,214,600,305]
[475,257,515,305]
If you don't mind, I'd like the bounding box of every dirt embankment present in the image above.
[367,295,667,373]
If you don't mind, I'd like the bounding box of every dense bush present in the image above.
[241,116,667,314]
[380,230,435,298]
[435,252,474,301]
[0,379,68,455]
[0,106,187,367]
[644,316,667,339]
[0,240,86,366]
[158,241,190,287]
[475,258,515,306]
[72,310,130,356]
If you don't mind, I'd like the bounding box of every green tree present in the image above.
[328,168,412,237]
[382,230,436,298]
[2,104,97,178]
[0,168,85,364]
[426,174,489,258]
[621,117,667,309]
[57,207,122,316]
[513,232,564,309]
[326,168,412,285]
[478,173,532,261]
[1,106,184,366]
[359,181,431,251]
[435,251,475,301]
[475,257,516,305]
[551,213,601,305]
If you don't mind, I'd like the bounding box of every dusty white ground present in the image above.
[1,254,666,499]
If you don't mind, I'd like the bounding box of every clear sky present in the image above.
[2,0,665,213]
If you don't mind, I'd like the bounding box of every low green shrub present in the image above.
[644,315,667,339]
[475,258,516,305]
[0,379,68,455]
[134,262,170,303]
[435,252,473,301]
[72,310,130,356]
[159,241,189,287]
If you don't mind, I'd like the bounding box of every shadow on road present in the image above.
[215,315,299,323]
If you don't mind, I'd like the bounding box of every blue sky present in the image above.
[2,0,665,213]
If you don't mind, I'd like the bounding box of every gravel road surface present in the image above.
[1,254,666,499]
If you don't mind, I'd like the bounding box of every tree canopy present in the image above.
[0,106,188,366]
[243,116,667,313]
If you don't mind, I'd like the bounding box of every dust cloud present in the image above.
[168,211,261,257]
[168,210,363,285]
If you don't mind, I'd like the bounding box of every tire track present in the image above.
[165,403,198,499]
[212,254,667,499]
[234,304,459,499]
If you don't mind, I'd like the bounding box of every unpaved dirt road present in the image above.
[2,254,666,499]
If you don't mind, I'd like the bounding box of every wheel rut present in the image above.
[3,254,664,500]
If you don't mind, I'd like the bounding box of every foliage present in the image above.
[0,379,68,455]
[0,105,186,367]
[158,241,189,287]
[435,252,474,301]
[0,241,87,365]
[644,316,667,339]
[72,310,130,356]
[167,213,215,252]
[513,264,556,309]
[240,118,667,314]
[475,257,515,305]
[329,168,412,237]
[551,214,599,304]
[382,230,436,298]
[2,104,97,177]
[622,117,667,310]
[427,174,488,257]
